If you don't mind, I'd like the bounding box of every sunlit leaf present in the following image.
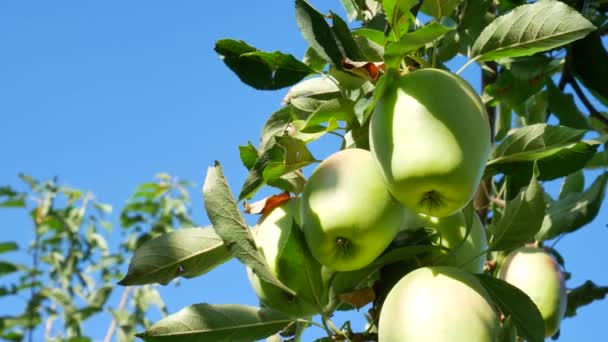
[118,228,232,286]
[471,0,595,61]
[136,304,292,342]
[295,0,344,67]
[203,163,294,295]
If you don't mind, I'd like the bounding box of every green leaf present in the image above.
[339,0,360,21]
[282,76,340,104]
[495,104,512,141]
[471,0,596,61]
[295,0,344,67]
[546,81,589,129]
[458,0,493,53]
[136,304,292,342]
[239,136,316,200]
[302,47,328,72]
[559,170,584,200]
[383,0,417,36]
[586,148,608,169]
[0,242,18,254]
[384,23,454,68]
[571,32,608,106]
[295,98,356,131]
[489,170,545,251]
[0,261,18,278]
[420,0,460,19]
[484,69,545,114]
[214,39,314,90]
[203,162,294,295]
[239,142,259,171]
[118,227,232,286]
[536,172,607,241]
[330,12,367,61]
[260,106,299,151]
[476,274,545,342]
[0,186,25,208]
[565,280,608,318]
[487,124,598,181]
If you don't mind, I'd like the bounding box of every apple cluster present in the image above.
[248,68,567,341]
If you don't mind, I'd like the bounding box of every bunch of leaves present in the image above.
[0,174,119,341]
[127,0,608,341]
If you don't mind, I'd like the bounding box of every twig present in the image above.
[103,286,133,342]
[44,302,57,340]
[568,77,608,127]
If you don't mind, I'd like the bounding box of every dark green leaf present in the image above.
[476,274,545,342]
[203,162,294,295]
[536,172,607,241]
[384,23,454,68]
[471,0,596,61]
[484,69,545,114]
[487,124,597,181]
[0,186,25,208]
[239,136,316,200]
[559,170,584,200]
[0,242,18,254]
[331,12,366,61]
[571,32,608,106]
[586,148,608,169]
[565,280,608,318]
[546,81,589,129]
[136,304,292,342]
[0,261,18,278]
[295,0,344,67]
[489,170,545,251]
[458,0,493,53]
[215,39,314,90]
[118,227,232,286]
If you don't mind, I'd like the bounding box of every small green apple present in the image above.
[402,209,488,273]
[498,247,567,337]
[300,148,404,271]
[248,198,327,317]
[370,68,491,217]
[378,266,500,342]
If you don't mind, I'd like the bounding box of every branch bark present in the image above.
[103,286,133,342]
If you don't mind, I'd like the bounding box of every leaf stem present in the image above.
[455,56,480,75]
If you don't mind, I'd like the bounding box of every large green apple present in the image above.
[300,148,404,271]
[498,247,567,337]
[370,68,491,217]
[247,198,328,317]
[403,209,488,273]
[378,266,500,341]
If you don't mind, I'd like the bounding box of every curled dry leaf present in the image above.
[244,192,292,216]
[342,58,385,81]
[338,287,376,309]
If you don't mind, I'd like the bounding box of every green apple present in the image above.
[370,68,491,218]
[402,209,488,273]
[498,247,567,337]
[300,148,404,271]
[378,266,500,342]
[248,198,327,317]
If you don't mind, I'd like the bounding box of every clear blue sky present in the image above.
[0,1,606,341]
